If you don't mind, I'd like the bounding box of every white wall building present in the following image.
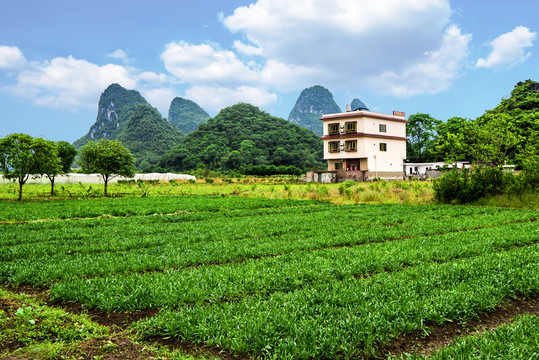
[320,109,407,179]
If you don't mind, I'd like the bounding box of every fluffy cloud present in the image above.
[161,41,258,85]
[107,49,130,62]
[0,46,26,69]
[6,53,170,110]
[476,26,537,69]
[141,87,178,117]
[366,25,471,96]
[185,85,277,113]
[211,0,466,96]
[222,0,455,79]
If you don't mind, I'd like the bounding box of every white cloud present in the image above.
[141,87,178,117]
[161,41,258,85]
[216,0,468,96]
[185,85,277,113]
[0,45,27,69]
[367,25,471,96]
[233,40,263,56]
[107,49,130,62]
[6,52,172,110]
[223,0,452,72]
[476,26,537,69]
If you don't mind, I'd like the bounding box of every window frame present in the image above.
[328,141,340,153]
[328,123,340,135]
[379,142,387,152]
[379,124,387,133]
[335,162,343,170]
[345,121,357,133]
[345,140,357,152]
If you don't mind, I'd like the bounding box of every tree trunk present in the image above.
[18,180,23,201]
[104,178,108,197]
[50,177,55,196]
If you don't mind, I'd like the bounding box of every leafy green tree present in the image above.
[0,134,47,200]
[57,141,77,173]
[470,113,521,166]
[39,140,78,196]
[79,140,135,196]
[433,117,469,164]
[406,113,441,162]
[34,138,62,196]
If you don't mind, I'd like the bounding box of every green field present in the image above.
[1,195,538,359]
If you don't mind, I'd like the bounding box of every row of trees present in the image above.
[0,134,134,200]
[0,134,77,200]
[406,113,537,169]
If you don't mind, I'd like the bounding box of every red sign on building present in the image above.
[393,111,405,117]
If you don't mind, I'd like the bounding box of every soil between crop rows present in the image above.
[7,284,539,359]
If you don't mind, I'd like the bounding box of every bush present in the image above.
[433,167,517,204]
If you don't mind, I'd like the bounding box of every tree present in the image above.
[406,113,441,162]
[0,133,42,200]
[57,141,77,173]
[33,138,62,196]
[469,113,521,166]
[79,140,135,196]
[433,117,470,164]
[39,140,77,196]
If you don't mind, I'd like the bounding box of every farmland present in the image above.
[1,193,538,359]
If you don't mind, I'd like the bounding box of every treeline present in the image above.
[241,165,303,176]
[0,135,134,200]
[407,80,539,170]
[414,80,539,203]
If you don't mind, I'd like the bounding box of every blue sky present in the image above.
[1,0,538,142]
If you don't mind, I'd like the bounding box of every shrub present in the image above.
[433,167,518,204]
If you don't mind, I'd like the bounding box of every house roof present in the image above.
[320,110,407,123]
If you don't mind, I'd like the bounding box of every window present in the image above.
[328,123,339,135]
[379,124,387,133]
[335,162,343,170]
[328,142,340,152]
[345,121,357,133]
[380,143,387,152]
[345,140,357,151]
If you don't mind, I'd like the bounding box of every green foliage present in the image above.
[79,140,135,196]
[432,167,522,204]
[432,80,539,168]
[168,96,210,134]
[242,165,302,176]
[288,85,341,136]
[56,141,77,173]
[406,113,442,162]
[0,133,62,200]
[116,104,184,169]
[159,103,324,172]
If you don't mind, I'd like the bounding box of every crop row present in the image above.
[133,243,539,359]
[49,220,539,311]
[400,313,539,359]
[1,206,536,285]
[0,195,326,222]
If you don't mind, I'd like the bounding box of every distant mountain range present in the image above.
[72,83,368,170]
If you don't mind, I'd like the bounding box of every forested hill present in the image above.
[168,97,210,135]
[288,85,341,136]
[73,84,148,148]
[117,104,184,171]
[159,103,325,171]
